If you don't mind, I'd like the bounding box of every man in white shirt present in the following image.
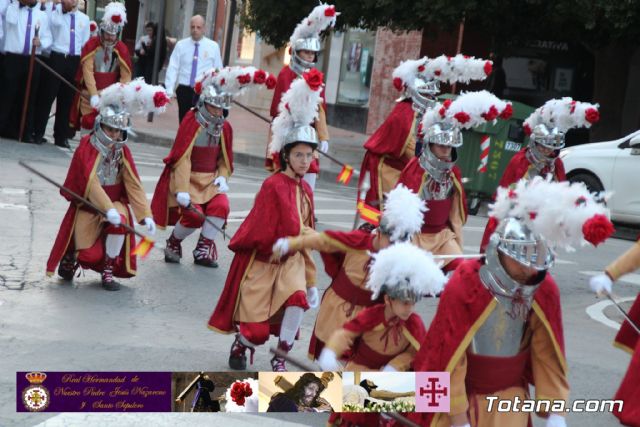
[164,15,223,123]
[34,0,89,147]
[0,0,52,142]
[0,0,10,68]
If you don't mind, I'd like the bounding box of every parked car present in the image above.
[560,130,640,225]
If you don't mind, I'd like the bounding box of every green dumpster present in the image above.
[438,95,535,214]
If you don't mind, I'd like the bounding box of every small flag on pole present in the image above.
[336,164,354,185]
[357,201,381,226]
[133,236,155,258]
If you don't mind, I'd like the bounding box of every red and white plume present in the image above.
[426,54,493,84]
[102,1,127,28]
[195,66,276,96]
[269,68,324,154]
[289,3,339,46]
[523,97,600,135]
[225,378,258,412]
[392,54,492,91]
[490,176,614,250]
[421,90,513,130]
[99,79,169,115]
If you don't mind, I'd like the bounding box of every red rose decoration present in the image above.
[417,65,425,72]
[484,61,493,76]
[508,189,517,199]
[434,69,442,76]
[153,91,170,108]
[230,381,253,406]
[529,211,537,220]
[220,78,226,86]
[439,107,447,118]
[324,6,336,17]
[90,22,97,32]
[265,74,277,90]
[569,100,577,113]
[253,70,267,84]
[135,85,141,92]
[237,73,252,84]
[194,81,203,95]
[111,14,122,24]
[582,214,615,246]
[523,123,532,136]
[453,111,471,124]
[392,77,403,91]
[442,99,452,109]
[499,104,513,120]
[481,105,499,121]
[585,108,600,124]
[303,68,324,91]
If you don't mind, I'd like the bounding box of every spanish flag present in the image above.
[357,201,381,226]
[336,164,354,185]
[133,236,155,258]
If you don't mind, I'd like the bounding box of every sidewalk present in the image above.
[131,101,368,188]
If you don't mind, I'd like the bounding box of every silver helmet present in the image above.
[100,21,121,37]
[290,37,321,76]
[93,103,130,149]
[487,217,554,272]
[530,123,565,150]
[195,83,229,137]
[380,278,423,303]
[405,75,439,115]
[284,124,318,149]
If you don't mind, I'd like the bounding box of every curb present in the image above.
[132,130,360,189]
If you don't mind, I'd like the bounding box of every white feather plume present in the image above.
[420,90,512,131]
[524,97,600,134]
[224,378,259,413]
[102,1,127,27]
[366,242,446,299]
[383,185,427,242]
[269,75,322,154]
[99,79,169,116]
[447,54,492,84]
[290,3,338,46]
[490,176,611,250]
[392,58,428,90]
[198,66,273,97]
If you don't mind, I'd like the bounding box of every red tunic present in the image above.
[46,134,142,278]
[396,157,468,228]
[69,37,132,130]
[479,149,566,252]
[207,173,315,334]
[407,259,566,427]
[266,65,327,173]
[358,100,416,206]
[151,110,234,228]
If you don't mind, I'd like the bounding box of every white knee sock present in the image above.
[173,223,197,240]
[303,173,317,191]
[279,306,304,345]
[105,235,125,258]
[201,216,225,240]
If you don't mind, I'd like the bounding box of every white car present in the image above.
[560,130,640,225]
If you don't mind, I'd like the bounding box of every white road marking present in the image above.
[586,297,637,330]
[1,188,27,195]
[0,203,28,210]
[580,270,640,286]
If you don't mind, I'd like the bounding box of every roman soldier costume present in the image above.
[70,2,132,130]
[47,80,169,290]
[480,97,600,251]
[151,66,273,268]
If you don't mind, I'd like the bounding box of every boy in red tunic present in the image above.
[316,242,445,372]
[479,98,600,252]
[265,4,337,193]
[70,2,132,131]
[47,80,169,290]
[590,241,640,427]
[359,55,493,209]
[407,177,614,427]
[151,66,273,268]
[208,69,325,371]
[270,184,428,360]
[397,90,512,274]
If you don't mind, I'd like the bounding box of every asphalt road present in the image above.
[0,138,637,427]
